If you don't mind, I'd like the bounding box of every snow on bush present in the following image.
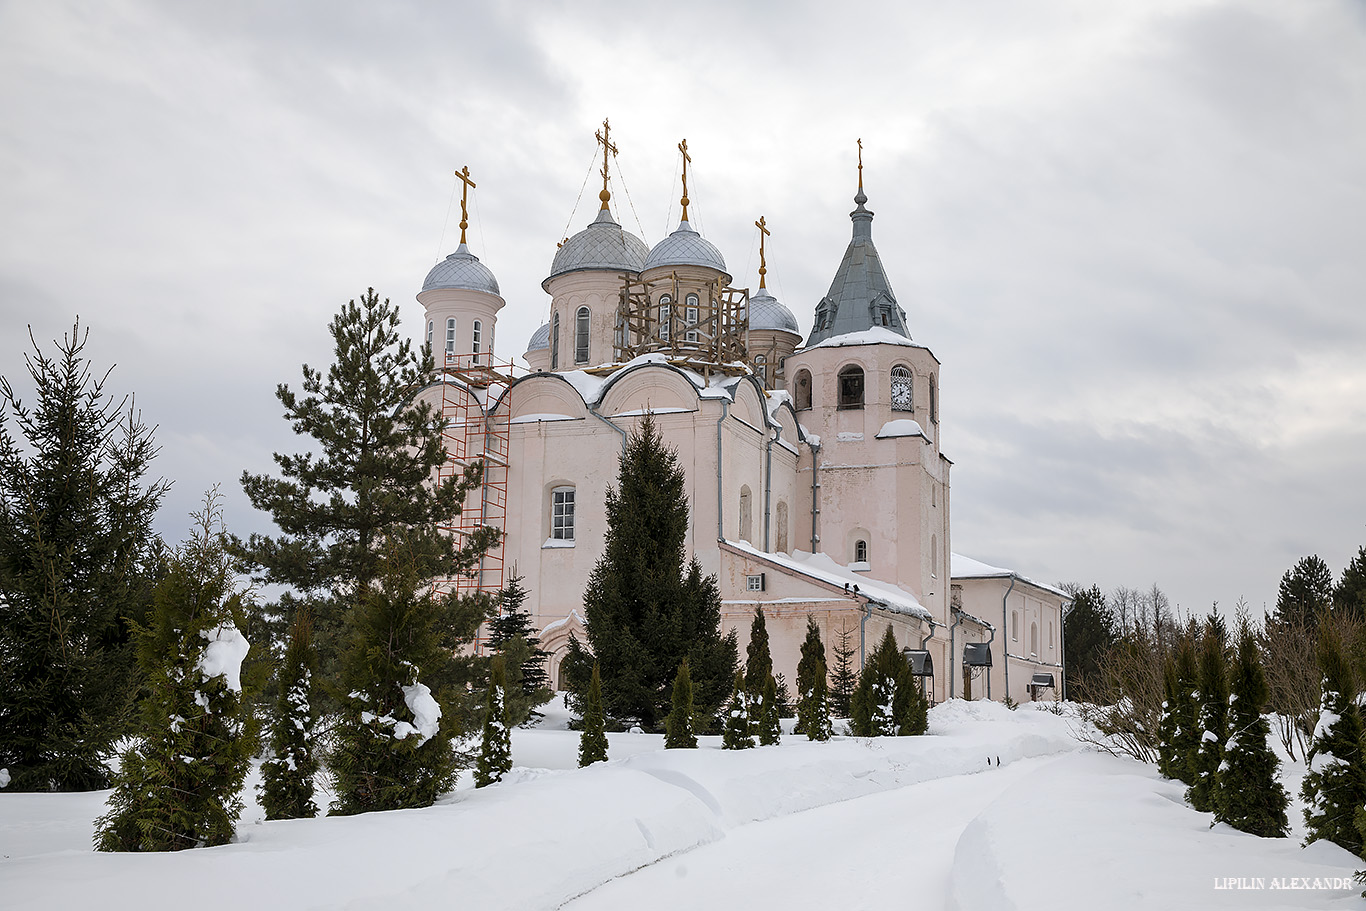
[197,623,249,693]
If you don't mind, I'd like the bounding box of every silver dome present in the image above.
[542,208,649,291]
[526,321,550,352]
[422,244,500,296]
[643,221,729,278]
[747,288,800,334]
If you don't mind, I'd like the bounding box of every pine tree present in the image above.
[1334,545,1366,620]
[894,657,929,736]
[773,672,794,719]
[830,619,858,717]
[572,413,737,729]
[745,606,773,700]
[0,321,168,791]
[795,616,826,736]
[259,608,319,820]
[95,492,255,851]
[578,662,608,767]
[475,659,512,787]
[1167,625,1201,786]
[1187,615,1230,813]
[329,527,478,815]
[1270,555,1334,630]
[722,671,753,750]
[757,674,782,746]
[233,289,495,700]
[664,659,698,749]
[1213,619,1288,837]
[488,575,552,695]
[851,627,901,737]
[1301,629,1366,853]
[1061,584,1116,695]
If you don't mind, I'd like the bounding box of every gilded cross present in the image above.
[595,118,618,210]
[755,216,770,289]
[455,165,476,245]
[679,138,692,222]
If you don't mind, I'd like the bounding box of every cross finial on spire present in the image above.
[678,138,692,223]
[857,138,864,192]
[595,118,618,211]
[755,215,770,289]
[455,165,477,245]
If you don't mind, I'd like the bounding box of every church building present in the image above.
[412,128,1069,707]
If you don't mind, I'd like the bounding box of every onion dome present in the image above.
[422,243,501,296]
[526,321,550,351]
[542,208,649,291]
[643,221,730,280]
[747,288,800,334]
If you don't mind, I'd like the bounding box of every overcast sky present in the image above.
[2,0,1363,619]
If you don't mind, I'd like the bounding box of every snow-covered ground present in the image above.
[1,698,1361,910]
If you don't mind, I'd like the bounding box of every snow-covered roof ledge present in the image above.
[803,327,928,351]
[540,609,585,636]
[722,539,930,620]
[951,553,1071,600]
[875,419,928,441]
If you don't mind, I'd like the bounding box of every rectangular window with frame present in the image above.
[552,487,575,541]
[746,573,765,592]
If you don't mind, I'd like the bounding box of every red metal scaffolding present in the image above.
[433,352,517,654]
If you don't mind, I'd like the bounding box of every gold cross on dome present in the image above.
[679,138,692,222]
[595,118,618,210]
[755,216,770,289]
[857,138,864,191]
[455,165,476,245]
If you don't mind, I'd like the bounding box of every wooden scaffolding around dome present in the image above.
[432,352,519,654]
[614,272,750,377]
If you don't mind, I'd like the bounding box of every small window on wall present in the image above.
[746,573,766,592]
[754,354,767,385]
[854,539,868,563]
[575,306,590,365]
[685,294,700,343]
[551,487,575,541]
[890,365,913,412]
[426,320,434,349]
[445,318,456,356]
[659,296,672,341]
[794,369,812,410]
[472,320,482,364]
[837,366,864,409]
[551,312,560,370]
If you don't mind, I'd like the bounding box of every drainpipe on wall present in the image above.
[983,621,996,701]
[1000,574,1017,703]
[587,402,628,452]
[762,427,774,551]
[858,598,871,672]
[808,439,822,553]
[948,608,966,699]
[715,397,730,542]
[919,617,938,703]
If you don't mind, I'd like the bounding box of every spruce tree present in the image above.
[1061,584,1116,695]
[573,413,737,729]
[894,658,929,736]
[774,672,795,719]
[664,659,698,749]
[488,575,551,694]
[722,671,753,750]
[1334,545,1366,620]
[0,321,168,791]
[234,289,495,699]
[329,526,478,815]
[745,606,773,700]
[1270,555,1334,630]
[757,674,782,746]
[1301,629,1366,853]
[1167,625,1201,786]
[851,627,901,737]
[830,619,858,717]
[1187,616,1230,813]
[1156,654,1180,780]
[1214,619,1288,837]
[578,662,608,767]
[95,492,255,851]
[796,616,826,736]
[259,608,319,820]
[804,659,833,742]
[475,659,512,787]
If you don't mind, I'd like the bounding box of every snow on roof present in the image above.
[539,609,584,636]
[557,369,610,405]
[875,419,926,440]
[725,539,930,620]
[805,326,925,350]
[951,552,1071,600]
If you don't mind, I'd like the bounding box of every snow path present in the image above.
[562,754,1058,911]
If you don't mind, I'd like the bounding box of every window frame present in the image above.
[551,312,560,369]
[471,319,482,364]
[445,317,456,357]
[575,306,590,365]
[551,486,576,541]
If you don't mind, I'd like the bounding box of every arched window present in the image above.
[426,320,434,349]
[739,486,752,543]
[930,374,938,424]
[659,295,672,341]
[838,365,864,409]
[472,319,482,364]
[685,293,699,343]
[794,369,812,410]
[854,539,868,563]
[551,486,575,541]
[775,501,789,554]
[445,318,456,357]
[575,306,590,365]
[754,353,767,385]
[1030,622,1039,656]
[890,365,913,412]
[550,312,560,369]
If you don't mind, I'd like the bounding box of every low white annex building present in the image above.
[412,133,1068,706]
